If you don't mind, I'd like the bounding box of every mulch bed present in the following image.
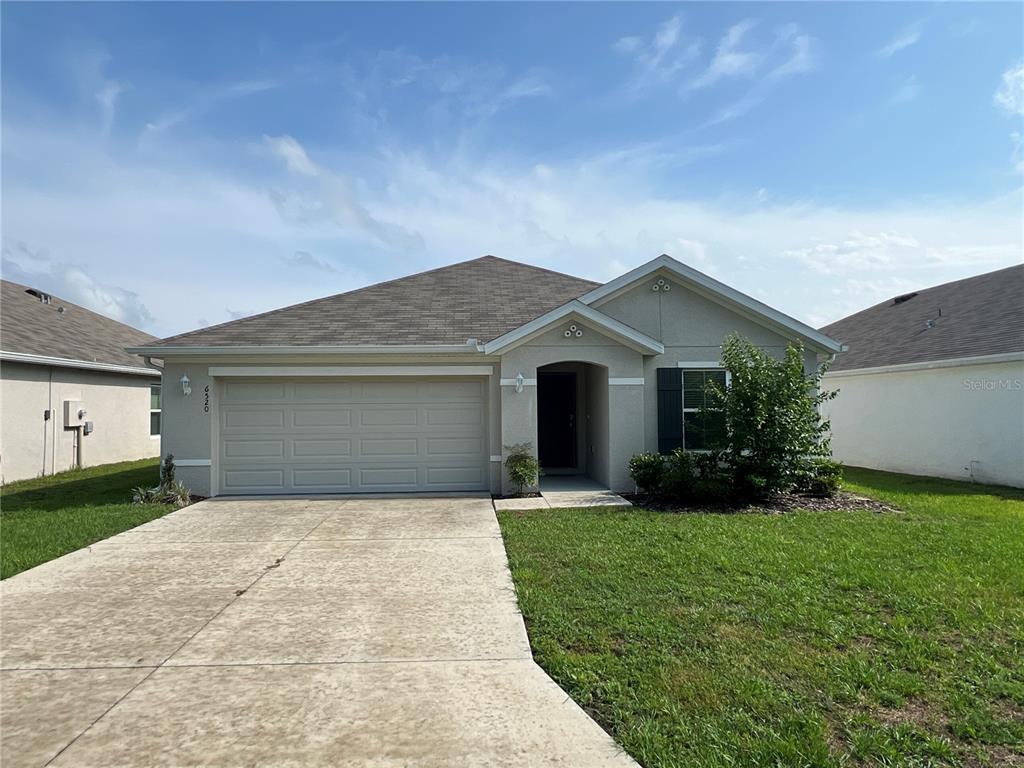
[622,490,899,515]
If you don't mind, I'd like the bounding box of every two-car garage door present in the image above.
[217,378,488,495]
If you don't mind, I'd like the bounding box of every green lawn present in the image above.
[1,458,168,579]
[498,468,1024,768]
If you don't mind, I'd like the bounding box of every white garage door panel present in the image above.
[218,378,487,495]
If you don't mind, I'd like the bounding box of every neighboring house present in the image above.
[0,280,161,483]
[130,255,842,497]
[821,265,1023,488]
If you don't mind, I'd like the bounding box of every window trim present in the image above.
[149,384,161,438]
[678,364,730,452]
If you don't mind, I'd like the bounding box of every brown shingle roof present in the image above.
[821,265,1024,371]
[149,256,601,348]
[1,280,157,369]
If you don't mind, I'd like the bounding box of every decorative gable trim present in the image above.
[481,301,664,355]
[577,255,843,354]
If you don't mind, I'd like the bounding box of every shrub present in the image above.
[133,454,193,508]
[795,458,844,497]
[160,481,193,507]
[706,333,837,500]
[663,448,696,501]
[628,453,666,494]
[160,454,176,486]
[504,442,540,496]
[692,449,731,502]
[132,486,159,504]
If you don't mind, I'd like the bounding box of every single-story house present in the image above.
[129,255,843,497]
[821,265,1023,488]
[1,280,161,484]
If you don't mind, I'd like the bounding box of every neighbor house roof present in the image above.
[0,280,158,374]
[146,256,601,348]
[821,264,1024,372]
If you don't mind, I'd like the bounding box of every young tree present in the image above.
[706,333,837,499]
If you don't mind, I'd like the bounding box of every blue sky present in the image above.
[2,2,1022,337]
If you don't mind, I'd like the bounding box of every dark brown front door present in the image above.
[538,372,576,468]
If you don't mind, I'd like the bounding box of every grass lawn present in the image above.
[497,468,1024,768]
[1,458,168,579]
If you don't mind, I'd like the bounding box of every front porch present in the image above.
[493,475,631,511]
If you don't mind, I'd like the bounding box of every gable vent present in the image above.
[893,292,918,305]
[25,288,52,304]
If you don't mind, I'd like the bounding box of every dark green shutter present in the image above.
[657,368,683,454]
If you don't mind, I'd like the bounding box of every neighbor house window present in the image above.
[150,384,161,436]
[682,369,728,450]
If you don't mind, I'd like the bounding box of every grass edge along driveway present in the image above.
[1,458,167,579]
[497,468,1024,768]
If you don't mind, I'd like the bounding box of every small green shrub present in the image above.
[133,454,193,508]
[160,481,193,507]
[160,453,176,486]
[504,442,540,496]
[692,449,731,502]
[628,453,666,494]
[795,458,844,497]
[663,448,696,501]
[131,486,159,504]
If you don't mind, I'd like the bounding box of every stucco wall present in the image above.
[586,365,610,486]
[0,361,159,484]
[824,360,1024,488]
[499,321,645,492]
[597,274,819,455]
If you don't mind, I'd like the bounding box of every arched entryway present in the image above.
[536,361,610,488]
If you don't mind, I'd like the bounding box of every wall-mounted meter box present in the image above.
[83,421,95,435]
[63,400,85,428]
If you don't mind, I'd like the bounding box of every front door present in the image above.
[538,372,576,469]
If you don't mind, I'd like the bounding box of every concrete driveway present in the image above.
[0,497,637,767]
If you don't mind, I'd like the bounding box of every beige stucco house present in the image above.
[822,265,1023,488]
[1,280,161,484]
[131,255,843,497]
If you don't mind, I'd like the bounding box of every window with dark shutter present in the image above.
[656,368,683,454]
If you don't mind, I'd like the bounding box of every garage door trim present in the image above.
[209,374,489,495]
[208,365,494,377]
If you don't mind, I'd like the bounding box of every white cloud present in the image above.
[283,250,338,273]
[612,36,642,55]
[265,134,319,176]
[265,134,424,252]
[699,24,819,126]
[875,21,923,58]
[890,74,921,104]
[2,101,1019,337]
[141,79,278,139]
[768,25,818,80]
[690,19,762,89]
[95,81,124,136]
[613,14,701,92]
[994,61,1024,116]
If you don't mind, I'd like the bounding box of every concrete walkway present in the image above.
[494,476,632,512]
[0,497,637,767]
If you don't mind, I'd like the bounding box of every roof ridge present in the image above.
[476,254,600,287]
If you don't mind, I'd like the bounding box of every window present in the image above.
[682,369,727,450]
[150,384,161,436]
